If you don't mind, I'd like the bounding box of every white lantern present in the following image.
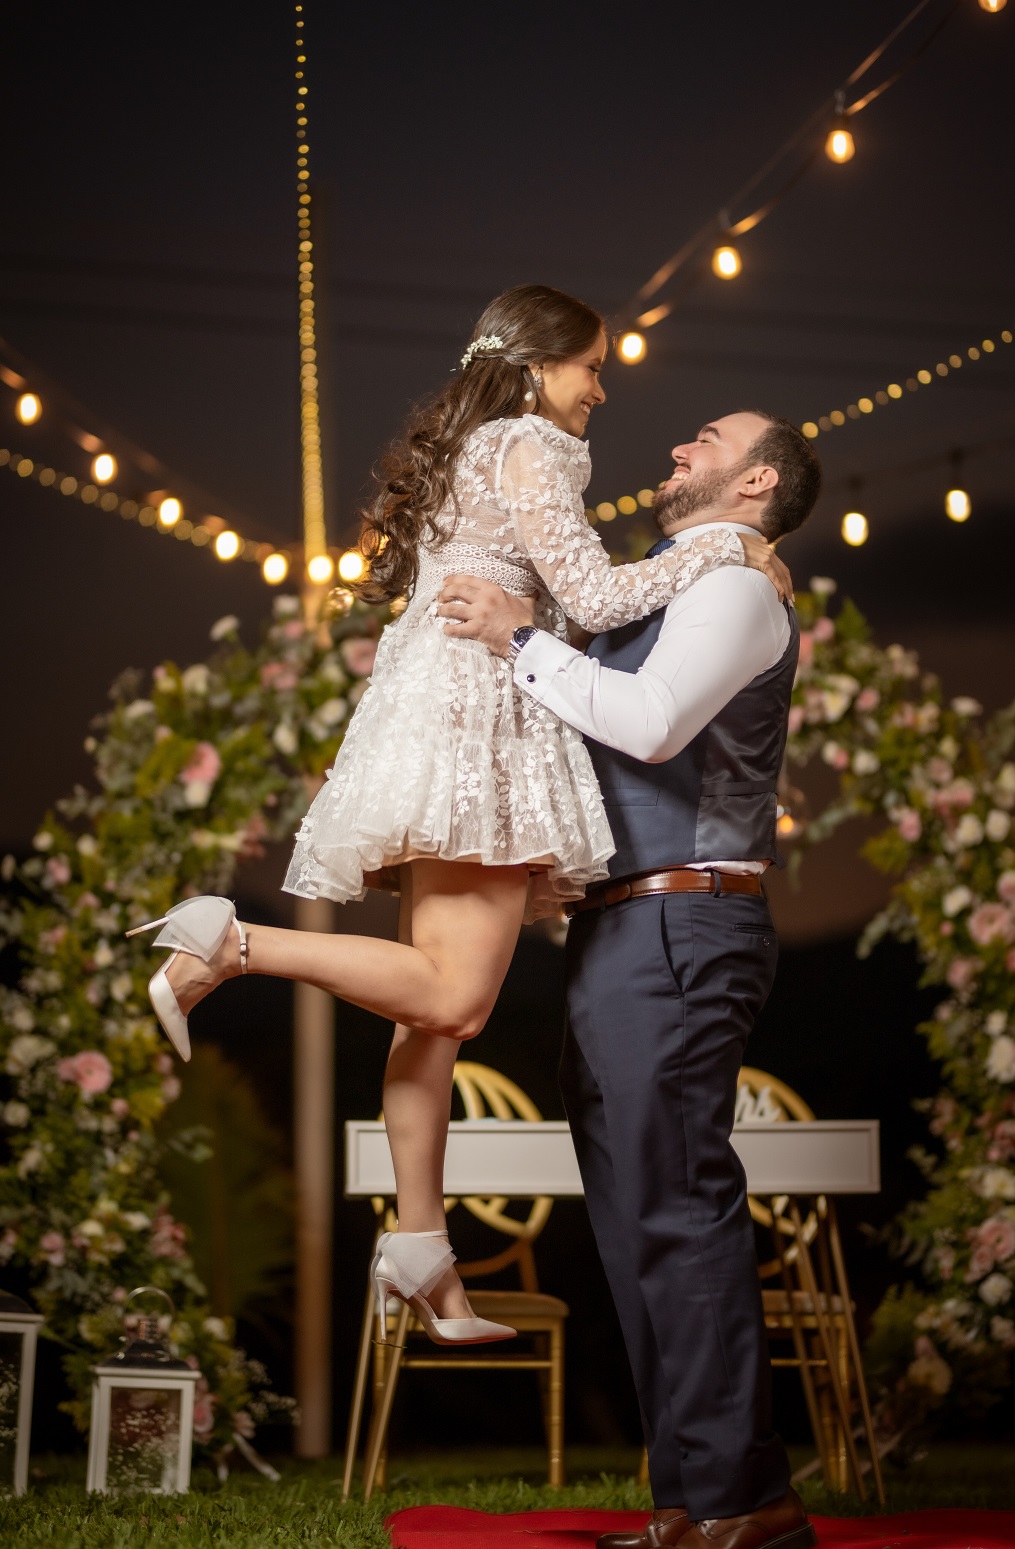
[86,1287,200,1495]
[0,1290,44,1496]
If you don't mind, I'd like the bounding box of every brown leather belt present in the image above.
[566,866,764,917]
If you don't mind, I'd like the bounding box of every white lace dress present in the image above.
[283,414,745,920]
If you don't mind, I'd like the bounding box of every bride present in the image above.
[127,284,791,1345]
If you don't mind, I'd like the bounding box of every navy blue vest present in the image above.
[586,589,799,881]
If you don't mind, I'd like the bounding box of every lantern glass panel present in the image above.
[0,1331,20,1489]
[106,1384,183,1494]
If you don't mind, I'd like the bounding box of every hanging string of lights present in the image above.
[613,0,1003,366]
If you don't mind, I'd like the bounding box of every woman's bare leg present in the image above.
[167,858,528,1042]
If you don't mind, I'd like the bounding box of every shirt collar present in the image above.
[667,520,756,546]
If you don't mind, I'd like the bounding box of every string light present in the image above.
[979,0,1006,13]
[945,488,971,522]
[825,125,855,163]
[158,496,182,527]
[294,1,328,586]
[801,327,1011,439]
[262,552,290,584]
[213,530,241,561]
[337,550,366,582]
[91,452,116,484]
[15,393,41,425]
[617,331,647,364]
[711,244,742,280]
[842,511,869,547]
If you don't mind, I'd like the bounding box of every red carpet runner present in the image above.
[385,1506,1015,1549]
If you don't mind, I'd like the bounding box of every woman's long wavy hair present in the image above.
[355,284,604,604]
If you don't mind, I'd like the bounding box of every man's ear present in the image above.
[737,463,779,502]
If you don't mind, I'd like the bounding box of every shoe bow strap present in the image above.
[375,1231,456,1300]
[151,896,236,962]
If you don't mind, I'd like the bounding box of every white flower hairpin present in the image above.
[459,334,505,370]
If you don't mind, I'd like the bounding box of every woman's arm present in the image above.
[501,427,789,632]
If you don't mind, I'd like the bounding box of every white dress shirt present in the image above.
[512,522,792,874]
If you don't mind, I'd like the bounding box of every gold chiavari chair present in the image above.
[342,1061,568,1500]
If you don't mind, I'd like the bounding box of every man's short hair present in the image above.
[740,411,822,540]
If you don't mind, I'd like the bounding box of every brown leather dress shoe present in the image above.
[676,1487,816,1549]
[596,1508,691,1548]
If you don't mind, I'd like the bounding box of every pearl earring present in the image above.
[523,389,535,404]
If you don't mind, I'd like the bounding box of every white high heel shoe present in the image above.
[370,1229,516,1346]
[125,896,247,1062]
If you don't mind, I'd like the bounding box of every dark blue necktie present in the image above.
[645,535,674,559]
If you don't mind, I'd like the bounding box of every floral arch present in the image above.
[1,584,1013,1448]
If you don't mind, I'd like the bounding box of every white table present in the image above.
[344,1117,880,1198]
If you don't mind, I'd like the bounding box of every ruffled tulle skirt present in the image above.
[282,604,614,922]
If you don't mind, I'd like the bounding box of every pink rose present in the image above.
[980,1217,1015,1263]
[968,903,1015,947]
[341,637,378,677]
[282,619,304,639]
[999,872,1015,905]
[940,921,954,937]
[39,1230,66,1267]
[812,617,835,643]
[787,705,805,735]
[966,1243,995,1282]
[45,857,72,887]
[856,687,880,711]
[192,1377,216,1437]
[74,891,100,913]
[110,1098,130,1119]
[927,757,954,786]
[150,1207,187,1260]
[260,661,300,692]
[1008,948,1015,974]
[892,704,917,729]
[797,632,814,667]
[946,957,980,992]
[931,779,975,812]
[895,808,922,842]
[57,1050,113,1094]
[180,741,222,787]
[155,1052,174,1075]
[162,1076,182,1102]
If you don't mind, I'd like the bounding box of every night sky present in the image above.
[3,0,1014,1454]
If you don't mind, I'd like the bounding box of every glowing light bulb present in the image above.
[945,488,971,522]
[979,0,1006,12]
[158,497,182,527]
[262,551,289,584]
[711,244,742,280]
[15,393,41,424]
[92,453,117,484]
[337,549,366,582]
[841,511,869,547]
[214,530,241,561]
[306,553,335,585]
[825,126,855,163]
[617,331,647,364]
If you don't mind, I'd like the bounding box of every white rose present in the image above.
[915,702,940,733]
[2,1101,30,1127]
[942,886,973,918]
[987,1036,1015,1084]
[181,664,210,696]
[938,736,959,762]
[980,1273,1013,1307]
[123,699,155,720]
[978,1168,1015,1201]
[33,832,53,851]
[316,697,348,727]
[951,696,983,717]
[273,722,298,756]
[274,595,301,618]
[821,691,851,723]
[210,615,239,641]
[122,1212,151,1231]
[74,1218,104,1239]
[809,576,837,596]
[986,810,1012,842]
[852,750,880,776]
[10,1004,35,1032]
[6,1033,56,1074]
[110,973,134,1004]
[93,940,114,969]
[77,835,98,857]
[955,814,984,847]
[203,1316,229,1340]
[986,1012,1008,1038]
[182,779,211,809]
[17,1146,44,1178]
[990,1316,1015,1347]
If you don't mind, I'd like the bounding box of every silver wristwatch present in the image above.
[507,625,539,661]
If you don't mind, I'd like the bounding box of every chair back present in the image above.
[737,1066,820,1277]
[377,1061,553,1292]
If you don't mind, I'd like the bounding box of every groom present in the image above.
[439,410,822,1549]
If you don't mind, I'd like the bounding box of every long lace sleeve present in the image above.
[500,423,746,632]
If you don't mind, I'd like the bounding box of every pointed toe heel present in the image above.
[125,896,247,1060]
[369,1229,516,1347]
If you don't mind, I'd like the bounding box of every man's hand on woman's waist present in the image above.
[438,575,537,657]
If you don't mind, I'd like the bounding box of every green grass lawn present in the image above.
[1,1444,1012,1548]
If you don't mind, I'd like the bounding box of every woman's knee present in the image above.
[426,1004,487,1042]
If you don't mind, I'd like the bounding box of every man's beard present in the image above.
[653,463,743,531]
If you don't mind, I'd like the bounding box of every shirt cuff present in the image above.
[512,630,581,702]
